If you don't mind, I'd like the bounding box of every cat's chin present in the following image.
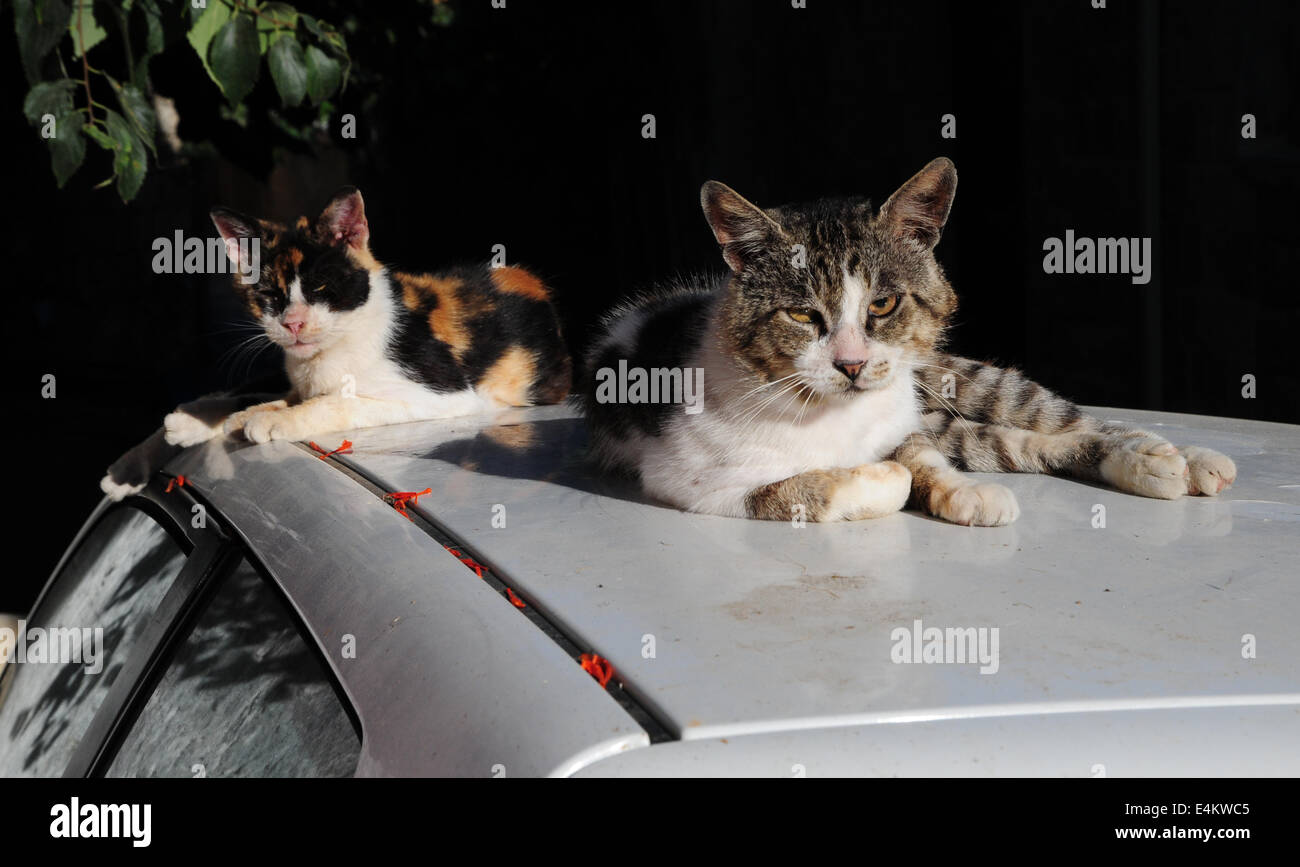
[283,341,323,358]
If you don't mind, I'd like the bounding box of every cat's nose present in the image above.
[284,320,304,337]
[834,360,866,382]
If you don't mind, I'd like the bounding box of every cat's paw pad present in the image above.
[164,411,219,447]
[936,482,1020,527]
[829,461,912,520]
[100,474,144,502]
[1180,446,1236,496]
[242,411,305,444]
[1098,437,1187,500]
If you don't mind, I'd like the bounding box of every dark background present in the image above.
[6,0,1298,612]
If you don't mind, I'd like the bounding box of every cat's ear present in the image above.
[700,181,784,272]
[317,186,370,250]
[210,208,262,273]
[878,157,957,249]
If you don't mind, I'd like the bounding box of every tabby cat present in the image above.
[101,187,571,499]
[582,158,1236,526]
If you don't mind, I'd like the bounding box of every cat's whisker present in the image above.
[734,373,802,404]
[733,379,804,428]
[793,385,817,426]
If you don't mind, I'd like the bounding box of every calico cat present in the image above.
[582,158,1237,526]
[101,187,570,499]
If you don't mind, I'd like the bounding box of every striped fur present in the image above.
[893,353,1237,525]
[583,158,1237,526]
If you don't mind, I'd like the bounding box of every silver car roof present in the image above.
[167,405,1300,775]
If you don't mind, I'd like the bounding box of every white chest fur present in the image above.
[636,339,922,516]
[283,270,488,414]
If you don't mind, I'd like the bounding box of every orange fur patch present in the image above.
[490,266,549,301]
[421,276,471,360]
[395,274,426,311]
[295,216,310,230]
[346,245,381,271]
[478,346,537,406]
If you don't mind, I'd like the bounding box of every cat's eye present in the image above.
[786,309,818,325]
[314,284,326,292]
[868,294,900,316]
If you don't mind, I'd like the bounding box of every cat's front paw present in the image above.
[1098,437,1188,500]
[222,400,289,436]
[935,482,1020,527]
[827,461,912,520]
[1180,445,1236,496]
[242,410,309,444]
[164,411,221,447]
[100,474,145,502]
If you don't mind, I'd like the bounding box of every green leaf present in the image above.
[304,44,341,105]
[209,14,260,104]
[268,36,308,107]
[299,13,324,40]
[14,0,73,82]
[68,0,106,57]
[105,109,147,202]
[48,110,86,187]
[127,0,165,87]
[185,0,232,90]
[22,79,76,125]
[300,12,347,58]
[83,122,115,150]
[107,76,157,153]
[257,2,298,53]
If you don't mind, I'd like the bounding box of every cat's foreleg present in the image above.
[164,393,286,446]
[893,429,1020,526]
[102,392,282,500]
[743,462,912,522]
[101,428,182,501]
[220,399,292,437]
[237,390,487,443]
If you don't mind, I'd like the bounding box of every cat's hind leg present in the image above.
[918,355,1235,497]
[912,410,1191,502]
[1179,445,1237,496]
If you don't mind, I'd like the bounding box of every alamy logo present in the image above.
[890,618,1000,675]
[0,620,103,674]
[1043,230,1152,285]
[152,230,260,284]
[594,360,704,415]
[49,798,151,848]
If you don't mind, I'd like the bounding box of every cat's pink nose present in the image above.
[834,360,865,382]
[284,320,304,336]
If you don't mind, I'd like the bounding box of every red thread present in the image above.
[165,475,186,493]
[506,587,526,609]
[384,487,432,520]
[444,546,486,578]
[308,439,353,459]
[579,653,614,688]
